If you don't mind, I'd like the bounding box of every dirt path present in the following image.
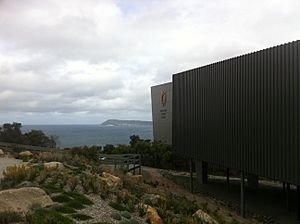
[0,157,22,179]
[142,166,257,224]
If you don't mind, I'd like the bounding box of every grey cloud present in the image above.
[0,0,300,124]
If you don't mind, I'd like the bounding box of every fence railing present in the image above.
[99,154,141,174]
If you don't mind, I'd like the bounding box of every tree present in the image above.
[129,135,140,147]
[24,130,52,147]
[49,135,59,148]
[0,122,23,143]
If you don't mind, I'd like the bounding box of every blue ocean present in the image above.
[21,125,153,148]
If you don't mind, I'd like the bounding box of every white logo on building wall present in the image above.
[160,90,167,119]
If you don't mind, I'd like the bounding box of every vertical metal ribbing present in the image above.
[173,41,300,186]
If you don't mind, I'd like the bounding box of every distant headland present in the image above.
[101,119,152,127]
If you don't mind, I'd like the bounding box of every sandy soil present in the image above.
[0,157,22,178]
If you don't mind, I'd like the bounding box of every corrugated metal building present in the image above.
[173,40,300,185]
[171,40,300,218]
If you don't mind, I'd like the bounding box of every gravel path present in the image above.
[0,157,22,179]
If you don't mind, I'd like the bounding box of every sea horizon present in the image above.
[21,124,153,149]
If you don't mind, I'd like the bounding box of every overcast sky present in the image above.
[0,0,300,124]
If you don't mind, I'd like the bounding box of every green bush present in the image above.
[64,192,93,205]
[120,219,139,224]
[102,135,188,171]
[41,183,64,194]
[69,175,78,191]
[70,213,92,220]
[69,146,101,162]
[230,219,241,224]
[26,209,74,224]
[51,194,72,203]
[0,211,23,224]
[121,211,131,219]
[110,212,122,220]
[0,122,56,147]
[66,200,85,209]
[52,205,76,214]
[108,201,130,212]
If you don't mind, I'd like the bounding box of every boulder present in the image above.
[140,204,164,224]
[44,161,64,170]
[19,151,33,157]
[0,149,4,157]
[0,187,53,214]
[193,209,219,224]
[102,172,123,188]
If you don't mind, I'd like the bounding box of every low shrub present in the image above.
[41,183,64,194]
[69,175,79,191]
[38,151,64,162]
[63,192,93,205]
[1,164,42,189]
[26,209,74,224]
[120,219,139,224]
[52,205,76,214]
[3,165,29,182]
[0,211,23,224]
[212,208,225,224]
[66,200,85,209]
[38,169,49,184]
[70,213,92,221]
[231,219,241,224]
[110,212,122,220]
[164,193,199,215]
[109,201,130,212]
[51,194,72,203]
[116,189,136,206]
[121,211,131,219]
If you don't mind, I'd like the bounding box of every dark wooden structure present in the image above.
[99,154,142,174]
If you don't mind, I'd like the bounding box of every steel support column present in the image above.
[240,172,245,217]
[297,186,300,220]
[287,183,291,211]
[190,158,194,193]
[226,168,230,192]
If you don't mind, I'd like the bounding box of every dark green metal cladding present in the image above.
[173,41,300,185]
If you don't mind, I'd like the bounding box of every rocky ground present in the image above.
[160,169,299,224]
[1,149,294,224]
[142,167,256,224]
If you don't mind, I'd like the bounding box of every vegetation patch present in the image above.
[110,212,122,221]
[63,191,93,205]
[52,205,76,214]
[89,222,111,224]
[109,201,130,212]
[70,213,93,221]
[26,209,74,224]
[0,211,23,224]
[41,183,64,194]
[66,200,85,209]
[121,211,132,219]
[51,194,72,203]
[119,219,139,224]
[230,219,241,224]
